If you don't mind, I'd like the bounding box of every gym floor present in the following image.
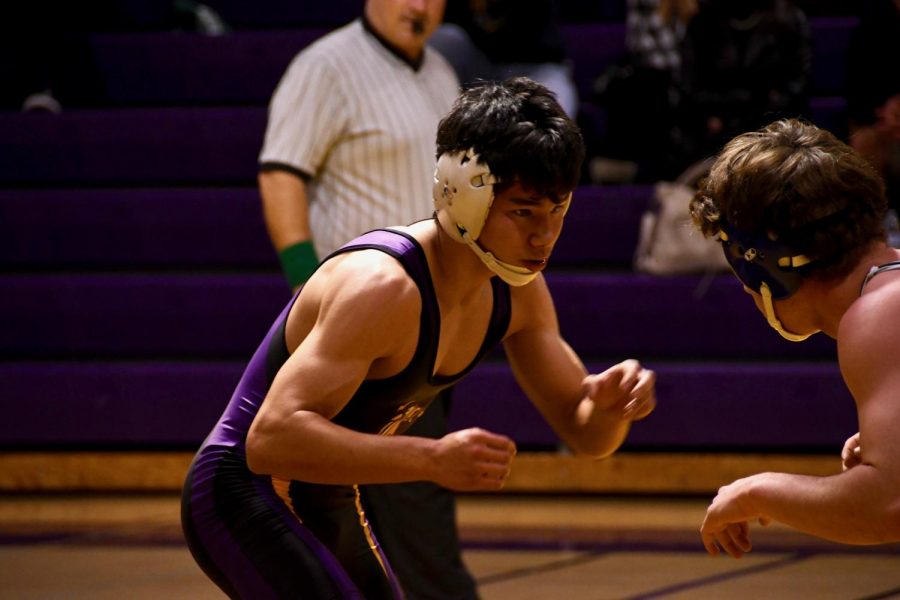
[1,493,898,599]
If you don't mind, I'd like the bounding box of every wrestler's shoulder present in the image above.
[318,250,420,308]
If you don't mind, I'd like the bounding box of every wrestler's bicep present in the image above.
[262,258,419,422]
[267,325,377,421]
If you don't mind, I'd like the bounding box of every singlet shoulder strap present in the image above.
[859,260,900,295]
[328,229,435,296]
[326,229,512,383]
[484,277,511,349]
[330,229,441,370]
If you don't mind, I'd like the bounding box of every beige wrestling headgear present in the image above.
[433,149,538,286]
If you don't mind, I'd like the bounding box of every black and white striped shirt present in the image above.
[259,19,460,257]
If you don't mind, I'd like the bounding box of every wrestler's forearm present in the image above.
[566,398,633,459]
[745,467,900,544]
[246,409,438,485]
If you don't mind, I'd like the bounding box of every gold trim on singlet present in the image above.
[271,476,397,593]
[353,484,392,577]
[270,476,304,522]
[379,401,427,436]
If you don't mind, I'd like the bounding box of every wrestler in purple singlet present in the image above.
[181,228,510,599]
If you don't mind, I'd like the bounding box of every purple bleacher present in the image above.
[810,17,858,96]
[0,359,854,449]
[554,184,653,267]
[560,23,627,100]
[627,362,856,450]
[202,0,363,29]
[0,108,265,185]
[559,17,855,106]
[90,29,327,106]
[73,17,852,108]
[809,96,849,140]
[0,189,274,269]
[0,9,862,456]
[1,272,836,361]
[0,185,652,270]
[448,361,856,451]
[84,0,362,31]
[545,272,837,360]
[0,362,243,446]
[2,274,290,359]
[0,100,849,187]
[558,1,627,24]
[0,16,852,190]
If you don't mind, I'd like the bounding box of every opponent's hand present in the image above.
[582,359,656,421]
[700,475,771,558]
[431,428,516,491]
[841,432,862,472]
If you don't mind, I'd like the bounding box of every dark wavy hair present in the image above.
[435,77,585,202]
[690,118,888,281]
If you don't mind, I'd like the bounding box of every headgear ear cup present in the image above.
[719,226,808,300]
[433,149,539,286]
[718,225,817,341]
[433,149,496,242]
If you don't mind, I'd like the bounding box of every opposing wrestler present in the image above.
[182,77,656,598]
[690,119,900,557]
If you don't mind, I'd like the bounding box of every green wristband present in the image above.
[278,240,319,288]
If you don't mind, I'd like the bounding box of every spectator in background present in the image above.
[627,0,696,73]
[256,1,472,598]
[677,0,812,173]
[847,0,900,227]
[428,0,579,118]
[590,0,698,183]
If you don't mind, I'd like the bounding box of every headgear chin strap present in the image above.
[719,225,819,342]
[758,282,817,342]
[433,149,538,286]
[459,234,538,286]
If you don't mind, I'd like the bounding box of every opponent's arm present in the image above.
[700,289,900,557]
[502,276,656,458]
[246,254,514,490]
